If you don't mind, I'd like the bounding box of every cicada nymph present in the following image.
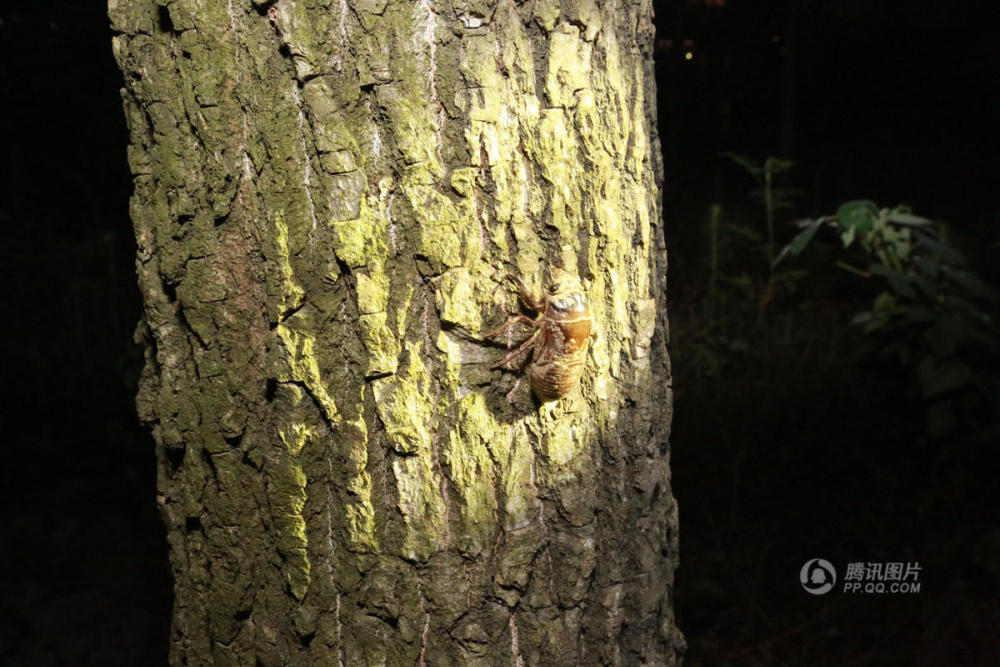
[486,267,592,401]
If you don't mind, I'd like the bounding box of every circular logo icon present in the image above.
[800,558,836,595]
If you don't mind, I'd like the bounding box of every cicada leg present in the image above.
[490,328,540,370]
[505,274,545,312]
[482,314,536,341]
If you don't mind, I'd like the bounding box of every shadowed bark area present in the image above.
[111,0,683,663]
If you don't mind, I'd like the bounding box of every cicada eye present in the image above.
[546,283,558,294]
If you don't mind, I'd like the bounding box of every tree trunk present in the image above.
[110,0,683,663]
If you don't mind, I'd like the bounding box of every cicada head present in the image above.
[544,267,588,320]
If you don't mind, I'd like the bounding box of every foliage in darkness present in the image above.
[779,200,1000,440]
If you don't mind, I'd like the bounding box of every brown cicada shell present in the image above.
[486,267,592,401]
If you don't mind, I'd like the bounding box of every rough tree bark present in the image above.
[111,0,683,663]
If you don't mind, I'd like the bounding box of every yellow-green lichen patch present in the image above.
[341,418,378,552]
[270,0,329,80]
[533,0,560,31]
[434,328,494,392]
[329,194,389,269]
[567,0,603,42]
[270,456,311,601]
[326,171,366,222]
[627,60,652,178]
[355,263,391,315]
[434,267,481,330]
[538,404,589,467]
[372,343,449,560]
[278,422,315,457]
[367,0,445,177]
[391,283,415,338]
[358,312,400,377]
[502,422,542,532]
[344,500,378,553]
[372,342,433,455]
[392,453,450,562]
[545,24,592,109]
[491,1,536,87]
[582,269,615,404]
[275,324,339,424]
[374,75,441,179]
[301,77,362,145]
[330,202,403,376]
[449,167,477,198]
[273,212,306,322]
[536,108,584,244]
[269,389,326,601]
[474,121,516,225]
[442,393,499,555]
[589,326,612,403]
[407,186,467,271]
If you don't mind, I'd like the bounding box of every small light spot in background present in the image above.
[684,51,694,61]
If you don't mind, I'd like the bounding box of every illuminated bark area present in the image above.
[111,0,683,663]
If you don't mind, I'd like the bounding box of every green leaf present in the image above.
[764,156,795,175]
[892,228,913,259]
[872,290,897,312]
[721,152,763,178]
[851,310,876,327]
[774,219,822,265]
[841,224,857,248]
[836,200,878,232]
[887,210,932,226]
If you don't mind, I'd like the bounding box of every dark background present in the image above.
[1,1,997,664]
